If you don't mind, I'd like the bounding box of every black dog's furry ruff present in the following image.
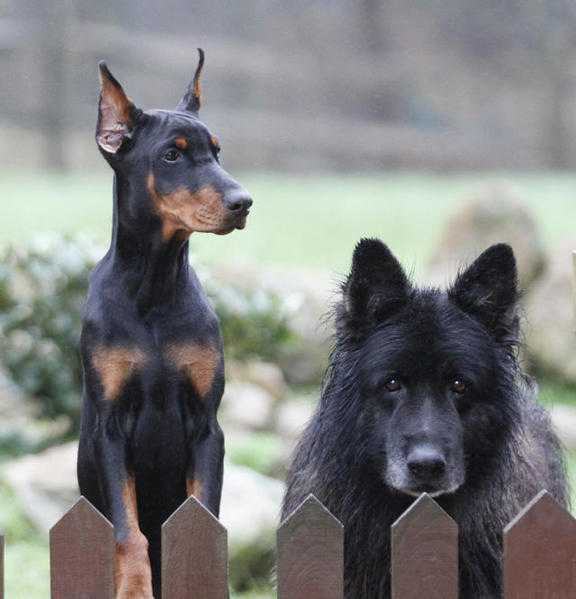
[282,239,568,599]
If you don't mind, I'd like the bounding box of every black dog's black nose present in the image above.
[407,447,446,481]
[225,191,253,212]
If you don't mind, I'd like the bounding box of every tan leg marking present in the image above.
[186,478,203,500]
[115,479,153,599]
[92,347,147,401]
[147,173,228,240]
[165,343,219,399]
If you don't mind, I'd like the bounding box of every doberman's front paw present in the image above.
[115,534,154,599]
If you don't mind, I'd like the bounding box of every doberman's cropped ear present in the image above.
[449,243,519,340]
[96,62,140,154]
[176,48,205,114]
[342,239,410,327]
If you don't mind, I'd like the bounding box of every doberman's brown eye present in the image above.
[384,378,402,392]
[450,379,467,394]
[163,149,181,162]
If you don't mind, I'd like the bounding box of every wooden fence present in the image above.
[1,490,575,598]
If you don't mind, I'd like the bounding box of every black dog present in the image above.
[282,239,567,598]
[78,50,252,599]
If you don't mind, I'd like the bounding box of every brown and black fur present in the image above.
[77,50,252,599]
[282,240,568,598]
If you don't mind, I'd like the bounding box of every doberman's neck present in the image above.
[107,174,191,315]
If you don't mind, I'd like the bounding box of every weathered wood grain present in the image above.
[277,494,344,599]
[50,496,114,599]
[162,496,228,599]
[504,490,576,599]
[391,493,458,599]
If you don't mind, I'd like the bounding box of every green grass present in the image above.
[2,170,576,276]
[0,481,49,599]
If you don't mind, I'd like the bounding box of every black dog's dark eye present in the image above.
[450,379,467,394]
[163,149,181,162]
[384,378,402,392]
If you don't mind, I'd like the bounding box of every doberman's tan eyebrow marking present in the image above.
[175,137,188,150]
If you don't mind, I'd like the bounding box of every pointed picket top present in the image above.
[391,493,458,599]
[277,494,344,599]
[50,496,114,599]
[504,490,576,599]
[162,496,228,599]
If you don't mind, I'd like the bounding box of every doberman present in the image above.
[77,50,252,599]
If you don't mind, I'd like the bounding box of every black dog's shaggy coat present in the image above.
[282,239,567,599]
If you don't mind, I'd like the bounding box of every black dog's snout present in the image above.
[407,446,447,481]
[225,190,253,212]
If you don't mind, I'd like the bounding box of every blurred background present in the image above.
[1,1,576,597]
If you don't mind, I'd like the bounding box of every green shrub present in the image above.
[0,235,295,434]
[0,236,99,430]
[207,282,293,362]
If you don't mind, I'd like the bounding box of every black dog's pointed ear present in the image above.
[176,48,205,114]
[343,239,409,324]
[96,62,140,154]
[449,244,518,336]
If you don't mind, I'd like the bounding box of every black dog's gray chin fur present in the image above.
[385,465,464,498]
[282,240,568,599]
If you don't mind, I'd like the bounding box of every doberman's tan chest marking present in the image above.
[92,343,219,401]
[92,347,147,401]
[165,342,219,399]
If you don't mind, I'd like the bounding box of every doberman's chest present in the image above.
[85,307,223,406]
[91,341,220,399]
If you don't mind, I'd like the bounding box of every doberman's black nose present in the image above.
[407,446,447,482]
[225,190,253,213]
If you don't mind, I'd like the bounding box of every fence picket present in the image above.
[50,496,114,599]
[504,490,576,599]
[391,493,458,599]
[161,496,228,599]
[277,494,344,599]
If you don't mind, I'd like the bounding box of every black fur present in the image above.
[79,55,252,598]
[282,239,568,599]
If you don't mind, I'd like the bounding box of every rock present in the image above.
[221,382,276,431]
[222,462,284,591]
[524,241,576,383]
[220,462,284,550]
[3,441,79,533]
[0,368,70,450]
[278,339,329,386]
[427,183,546,289]
[227,360,288,401]
[549,404,576,449]
[213,263,332,385]
[276,395,315,442]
